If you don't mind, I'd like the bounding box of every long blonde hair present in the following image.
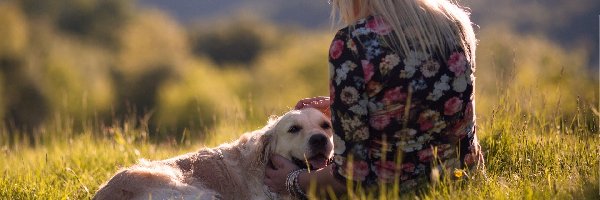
[331,0,476,66]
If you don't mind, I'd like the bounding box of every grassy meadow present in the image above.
[0,0,599,199]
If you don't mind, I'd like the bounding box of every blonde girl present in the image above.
[265,0,485,197]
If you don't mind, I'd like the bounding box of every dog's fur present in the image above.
[94,108,334,200]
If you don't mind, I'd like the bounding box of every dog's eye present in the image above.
[288,125,302,133]
[321,121,331,129]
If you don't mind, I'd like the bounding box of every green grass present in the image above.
[0,0,598,199]
[1,86,598,200]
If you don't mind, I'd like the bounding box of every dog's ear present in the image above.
[255,130,277,167]
[252,113,283,167]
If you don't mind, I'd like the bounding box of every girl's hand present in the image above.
[295,96,331,117]
[264,154,299,194]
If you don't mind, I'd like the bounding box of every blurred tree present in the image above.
[14,0,60,19]
[250,33,330,111]
[0,2,28,58]
[15,0,133,49]
[155,60,242,138]
[116,9,187,75]
[111,9,187,132]
[0,56,49,137]
[36,36,114,125]
[0,3,49,142]
[189,19,266,66]
[111,66,174,119]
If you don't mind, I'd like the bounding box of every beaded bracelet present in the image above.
[285,169,308,200]
[294,170,307,198]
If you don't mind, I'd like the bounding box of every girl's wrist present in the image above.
[297,170,310,194]
[295,164,348,197]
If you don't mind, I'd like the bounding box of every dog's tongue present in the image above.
[309,155,328,169]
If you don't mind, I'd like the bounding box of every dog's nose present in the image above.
[309,134,328,149]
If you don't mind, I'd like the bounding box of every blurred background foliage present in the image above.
[0,0,597,145]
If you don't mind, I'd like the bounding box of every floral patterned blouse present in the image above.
[329,15,484,190]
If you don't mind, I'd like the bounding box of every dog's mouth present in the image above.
[292,153,332,171]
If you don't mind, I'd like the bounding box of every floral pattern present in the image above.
[330,15,484,190]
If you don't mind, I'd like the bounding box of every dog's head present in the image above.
[257,108,334,170]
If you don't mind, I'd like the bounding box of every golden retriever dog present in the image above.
[94,108,334,200]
